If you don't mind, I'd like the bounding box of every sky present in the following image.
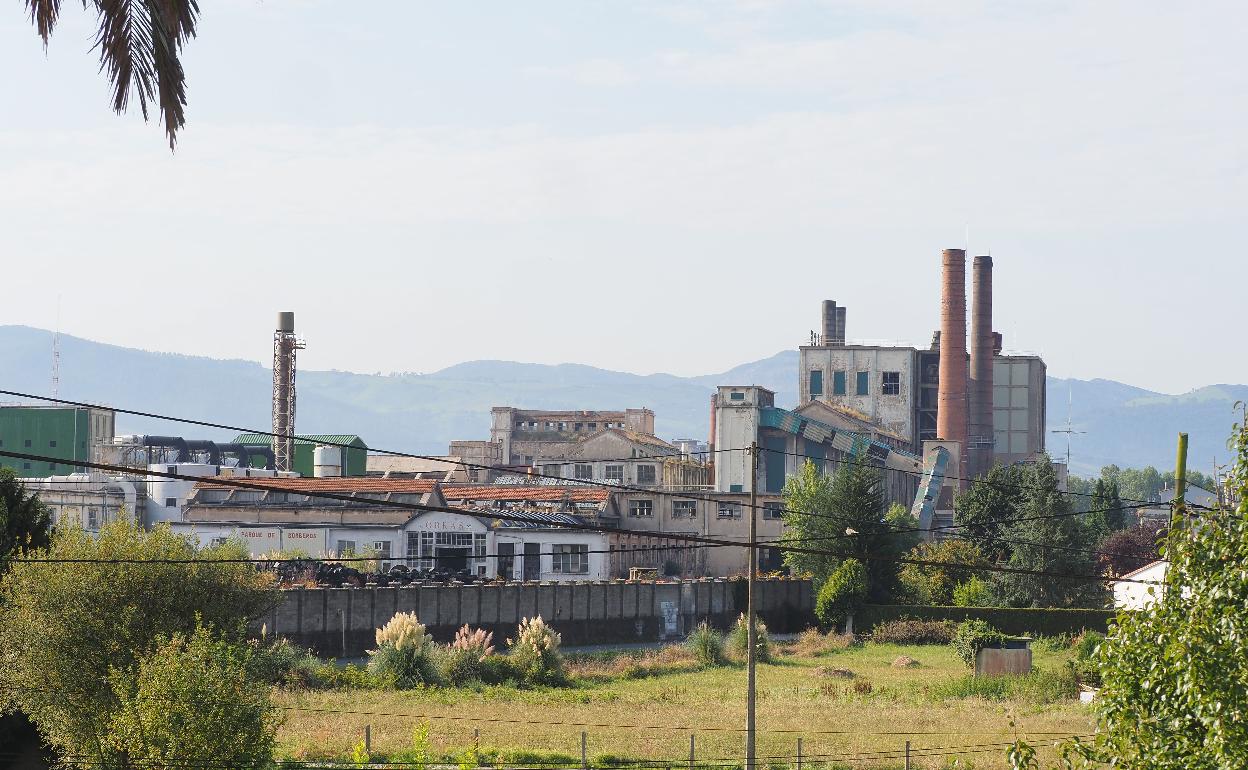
[1,1,1244,394]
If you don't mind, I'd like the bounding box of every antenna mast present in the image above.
[1049,387,1086,468]
[51,297,61,398]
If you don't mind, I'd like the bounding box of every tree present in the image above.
[106,623,279,769]
[1096,522,1166,578]
[1041,424,1248,769]
[24,0,198,148]
[781,460,914,601]
[0,469,51,573]
[989,458,1106,608]
[953,463,1027,561]
[897,539,986,605]
[814,558,867,631]
[0,519,276,765]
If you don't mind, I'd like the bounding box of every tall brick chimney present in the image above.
[968,255,994,479]
[937,249,969,483]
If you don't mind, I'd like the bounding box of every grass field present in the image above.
[275,638,1094,770]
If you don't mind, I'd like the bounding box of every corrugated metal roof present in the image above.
[442,484,610,502]
[196,476,437,493]
[232,433,368,448]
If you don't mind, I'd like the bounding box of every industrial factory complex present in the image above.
[1,250,1051,580]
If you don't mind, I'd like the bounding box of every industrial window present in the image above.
[809,370,823,396]
[636,465,656,484]
[552,544,589,574]
[165,497,177,508]
[574,464,593,480]
[337,540,357,558]
[629,499,654,517]
[605,465,624,482]
[856,371,870,395]
[574,423,583,431]
[372,541,392,559]
[729,392,745,401]
[48,463,56,471]
[49,440,57,448]
[763,502,785,520]
[588,422,597,430]
[882,371,901,395]
[833,371,847,395]
[22,462,30,470]
[23,439,31,448]
[86,509,99,529]
[717,503,741,519]
[672,500,697,518]
[730,484,743,493]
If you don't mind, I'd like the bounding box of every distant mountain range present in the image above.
[2,325,1243,477]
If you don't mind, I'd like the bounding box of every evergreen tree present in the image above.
[990,458,1106,608]
[1085,478,1111,545]
[953,463,1027,561]
[0,469,51,573]
[1103,479,1127,530]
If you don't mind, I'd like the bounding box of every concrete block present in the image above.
[418,585,440,625]
[537,584,556,621]
[976,648,1032,677]
[459,586,480,627]
[587,583,605,620]
[397,585,420,615]
[554,583,574,621]
[605,582,624,618]
[479,584,501,624]
[437,586,461,627]
[499,584,520,624]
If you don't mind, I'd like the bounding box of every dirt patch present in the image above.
[814,666,856,679]
[892,656,920,668]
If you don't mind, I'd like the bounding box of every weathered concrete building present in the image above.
[533,428,709,489]
[489,407,655,466]
[29,473,142,532]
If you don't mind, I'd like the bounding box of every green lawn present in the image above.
[275,640,1094,770]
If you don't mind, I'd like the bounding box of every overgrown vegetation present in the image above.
[866,618,955,645]
[368,612,441,688]
[950,619,1007,668]
[815,557,867,631]
[727,612,772,663]
[685,622,726,667]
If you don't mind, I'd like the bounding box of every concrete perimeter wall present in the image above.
[256,578,813,657]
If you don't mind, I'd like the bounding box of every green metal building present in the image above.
[231,433,368,477]
[0,406,116,477]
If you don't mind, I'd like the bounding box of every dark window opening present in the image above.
[809,370,823,396]
[833,371,846,395]
[882,371,901,395]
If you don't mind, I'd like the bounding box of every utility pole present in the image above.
[745,441,759,770]
[1173,432,1188,527]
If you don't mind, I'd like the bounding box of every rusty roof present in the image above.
[195,476,439,494]
[441,484,611,502]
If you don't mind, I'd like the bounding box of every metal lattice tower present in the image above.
[272,312,305,472]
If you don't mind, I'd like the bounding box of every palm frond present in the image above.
[25,0,62,43]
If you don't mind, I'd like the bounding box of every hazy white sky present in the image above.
[1,1,1243,393]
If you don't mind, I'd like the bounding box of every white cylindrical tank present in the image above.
[313,445,342,478]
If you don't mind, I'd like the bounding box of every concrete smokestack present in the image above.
[969,255,994,479]
[937,249,968,482]
[820,301,845,345]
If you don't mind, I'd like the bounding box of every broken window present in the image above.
[636,464,656,484]
[337,540,357,558]
[882,371,901,395]
[605,465,624,482]
[763,502,785,520]
[574,464,593,479]
[673,500,697,518]
[717,503,740,518]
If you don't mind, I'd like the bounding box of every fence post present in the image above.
[905,740,911,770]
[796,737,802,770]
[364,724,371,754]
[689,734,695,770]
[581,731,588,770]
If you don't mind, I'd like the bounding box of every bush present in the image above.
[440,626,496,685]
[866,618,955,645]
[1068,630,1105,687]
[951,576,992,607]
[246,637,323,688]
[507,616,565,686]
[368,612,440,688]
[476,654,520,685]
[950,619,1006,668]
[685,622,726,667]
[790,628,854,657]
[815,559,868,631]
[853,604,1114,637]
[728,613,772,663]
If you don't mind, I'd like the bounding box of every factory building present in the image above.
[797,253,1047,481]
[27,473,142,532]
[0,405,115,477]
[532,428,709,489]
[488,406,656,466]
[231,433,368,477]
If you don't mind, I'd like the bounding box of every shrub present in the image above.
[951,576,992,607]
[368,612,439,688]
[815,559,868,631]
[685,622,726,667]
[950,619,1006,668]
[1068,630,1105,687]
[866,618,955,645]
[507,616,565,686]
[790,628,853,657]
[246,637,323,688]
[441,626,495,685]
[728,613,772,663]
[854,604,1114,637]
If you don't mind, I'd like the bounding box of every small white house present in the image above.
[1113,560,1168,610]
